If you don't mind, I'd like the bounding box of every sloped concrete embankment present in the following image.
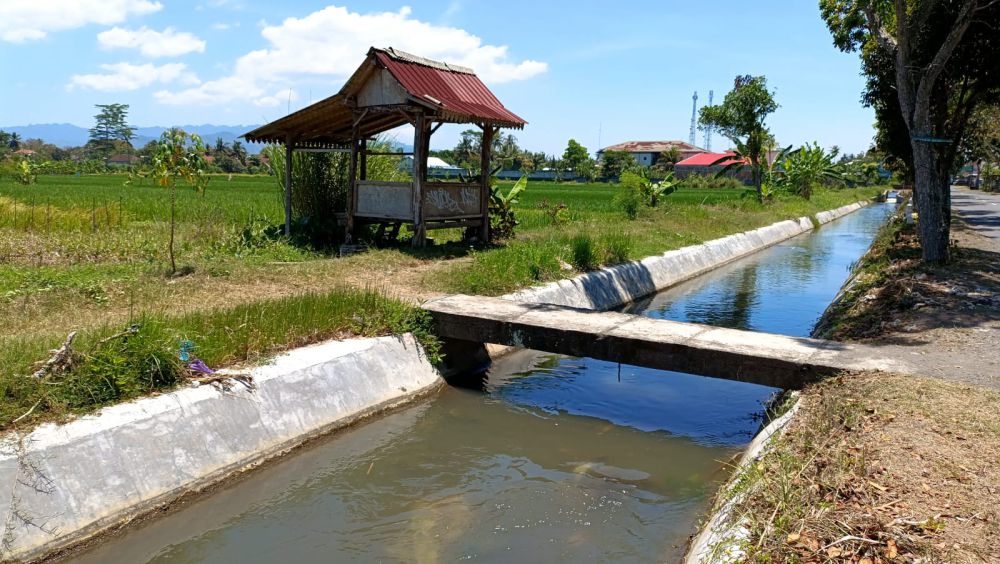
[0,335,443,561]
[504,202,866,310]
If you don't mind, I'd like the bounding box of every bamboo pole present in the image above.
[284,136,293,236]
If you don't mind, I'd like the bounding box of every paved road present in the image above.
[952,186,1000,248]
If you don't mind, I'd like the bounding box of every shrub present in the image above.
[570,234,599,271]
[601,232,633,265]
[614,172,644,219]
[679,173,745,190]
[538,199,570,224]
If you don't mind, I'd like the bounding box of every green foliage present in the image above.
[570,234,599,271]
[151,129,210,273]
[780,142,845,200]
[89,103,134,159]
[600,150,637,179]
[263,137,405,248]
[562,139,590,171]
[55,323,185,408]
[700,75,779,202]
[678,173,745,190]
[537,199,570,225]
[489,174,527,241]
[614,172,644,219]
[601,231,633,265]
[0,288,440,426]
[15,159,38,186]
[643,172,678,207]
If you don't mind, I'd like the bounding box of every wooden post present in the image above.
[359,138,368,181]
[411,112,427,247]
[284,137,293,236]
[348,134,359,241]
[479,125,495,243]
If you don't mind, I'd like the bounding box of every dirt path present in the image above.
[843,188,1000,389]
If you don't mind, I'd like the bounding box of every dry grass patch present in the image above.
[736,371,1000,563]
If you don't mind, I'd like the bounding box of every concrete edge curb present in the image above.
[1,335,444,561]
[683,395,802,564]
[501,201,869,312]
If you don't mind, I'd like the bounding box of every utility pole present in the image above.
[689,91,698,146]
[704,90,714,151]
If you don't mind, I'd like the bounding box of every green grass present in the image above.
[0,286,438,428]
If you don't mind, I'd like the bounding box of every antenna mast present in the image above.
[704,90,714,151]
[689,91,698,146]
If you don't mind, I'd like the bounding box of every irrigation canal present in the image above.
[68,203,894,563]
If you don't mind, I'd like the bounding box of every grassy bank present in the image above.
[728,371,1000,562]
[0,286,438,429]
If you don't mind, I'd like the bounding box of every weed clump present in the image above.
[601,232,633,265]
[570,235,599,271]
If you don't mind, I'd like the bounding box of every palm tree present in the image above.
[231,140,247,166]
[8,132,21,150]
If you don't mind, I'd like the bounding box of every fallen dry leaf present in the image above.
[887,538,898,559]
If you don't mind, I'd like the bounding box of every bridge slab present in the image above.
[423,294,920,389]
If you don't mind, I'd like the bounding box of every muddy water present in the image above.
[69,204,891,563]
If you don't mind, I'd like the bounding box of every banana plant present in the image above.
[644,171,678,207]
[781,142,845,200]
[488,174,527,241]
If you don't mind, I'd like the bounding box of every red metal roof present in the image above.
[244,47,526,148]
[374,49,526,128]
[675,152,747,167]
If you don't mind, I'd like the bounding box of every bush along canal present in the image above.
[58,203,894,563]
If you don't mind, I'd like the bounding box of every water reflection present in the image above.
[627,204,893,336]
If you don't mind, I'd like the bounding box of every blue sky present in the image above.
[1,1,875,156]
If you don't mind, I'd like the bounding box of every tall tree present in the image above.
[89,103,134,159]
[562,139,590,171]
[7,132,21,150]
[820,0,1000,262]
[600,150,636,179]
[699,75,779,202]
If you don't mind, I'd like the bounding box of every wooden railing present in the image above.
[355,181,414,220]
[422,182,484,220]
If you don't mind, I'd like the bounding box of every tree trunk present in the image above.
[910,140,950,262]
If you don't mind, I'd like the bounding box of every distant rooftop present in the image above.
[599,140,706,154]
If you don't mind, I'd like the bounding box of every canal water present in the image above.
[69,204,892,563]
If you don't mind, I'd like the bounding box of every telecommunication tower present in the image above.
[689,91,698,146]
[704,90,714,151]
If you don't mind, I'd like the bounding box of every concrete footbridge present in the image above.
[422,294,919,390]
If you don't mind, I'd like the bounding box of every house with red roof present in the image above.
[674,151,752,183]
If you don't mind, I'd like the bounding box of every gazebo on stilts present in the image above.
[244,47,527,247]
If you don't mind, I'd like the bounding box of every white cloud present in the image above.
[0,0,162,43]
[98,26,206,57]
[68,62,199,92]
[211,22,239,31]
[155,4,547,106]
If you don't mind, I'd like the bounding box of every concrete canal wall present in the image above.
[504,202,867,311]
[0,335,443,561]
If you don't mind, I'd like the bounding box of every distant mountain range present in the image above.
[0,123,267,153]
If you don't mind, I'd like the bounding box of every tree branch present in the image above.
[863,4,897,51]
[913,0,978,130]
